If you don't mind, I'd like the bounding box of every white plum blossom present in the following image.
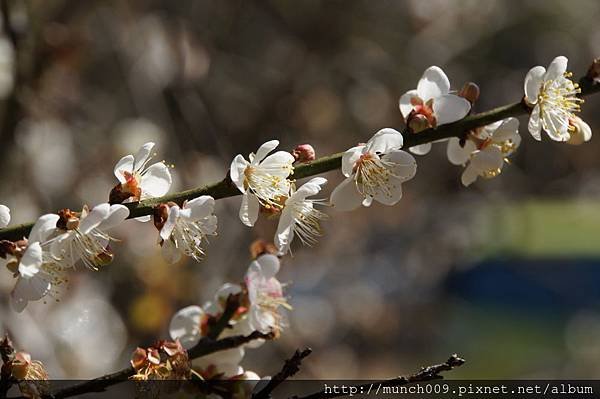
[0,204,9,228]
[157,196,217,264]
[6,214,62,312]
[230,140,294,227]
[169,297,247,378]
[524,56,585,142]
[50,203,129,270]
[447,117,520,187]
[112,142,172,222]
[244,254,289,334]
[330,129,417,211]
[399,66,471,155]
[275,177,328,255]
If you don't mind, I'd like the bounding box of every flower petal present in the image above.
[447,137,475,165]
[11,275,51,312]
[524,66,545,104]
[0,204,10,228]
[28,214,59,243]
[18,242,43,279]
[114,155,134,183]
[528,104,542,141]
[567,117,592,145]
[365,128,404,154]
[330,176,363,212]
[399,89,420,120]
[275,209,294,255]
[254,254,280,279]
[140,162,172,198]
[230,155,249,193]
[341,146,364,177]
[253,140,279,164]
[544,56,568,81]
[99,204,130,230]
[490,117,520,143]
[183,196,215,220]
[79,203,110,234]
[383,150,417,181]
[160,205,180,241]
[409,142,432,155]
[240,193,260,227]
[372,176,404,206]
[542,107,569,141]
[471,146,504,173]
[433,94,471,126]
[169,305,204,349]
[461,164,479,187]
[259,151,295,177]
[133,142,155,172]
[214,283,243,302]
[290,177,327,201]
[417,66,451,100]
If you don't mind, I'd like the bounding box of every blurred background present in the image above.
[0,0,600,380]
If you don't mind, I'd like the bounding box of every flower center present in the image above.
[537,72,583,132]
[243,166,292,210]
[353,153,398,199]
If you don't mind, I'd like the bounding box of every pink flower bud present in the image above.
[292,144,316,163]
[458,82,480,105]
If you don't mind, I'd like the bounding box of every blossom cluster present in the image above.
[0,55,595,395]
[0,55,594,315]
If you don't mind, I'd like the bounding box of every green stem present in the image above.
[0,77,598,242]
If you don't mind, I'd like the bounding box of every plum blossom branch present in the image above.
[290,354,466,399]
[252,348,313,399]
[0,70,598,243]
[25,295,269,399]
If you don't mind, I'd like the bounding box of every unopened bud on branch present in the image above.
[249,239,277,259]
[586,58,600,83]
[459,82,480,105]
[292,144,316,163]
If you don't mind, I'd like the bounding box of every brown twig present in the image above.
[252,348,313,399]
[290,354,465,399]
[26,295,262,399]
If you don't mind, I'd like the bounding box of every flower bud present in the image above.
[458,82,480,105]
[407,112,431,133]
[56,209,80,231]
[292,144,316,163]
[586,58,600,83]
[567,116,592,145]
[249,239,277,259]
[153,203,170,231]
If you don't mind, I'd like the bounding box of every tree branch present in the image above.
[30,295,268,399]
[252,348,313,399]
[290,354,465,399]
[0,73,598,242]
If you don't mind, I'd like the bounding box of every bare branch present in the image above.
[290,354,465,399]
[24,296,265,399]
[252,348,313,399]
